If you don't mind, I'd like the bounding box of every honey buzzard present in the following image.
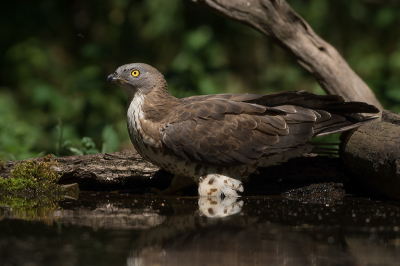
[107,63,379,197]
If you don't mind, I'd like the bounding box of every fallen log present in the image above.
[1,150,347,195]
[0,150,167,192]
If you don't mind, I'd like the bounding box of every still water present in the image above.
[1,192,400,266]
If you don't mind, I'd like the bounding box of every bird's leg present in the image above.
[149,175,195,195]
[198,174,243,198]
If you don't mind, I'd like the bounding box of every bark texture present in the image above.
[1,149,348,194]
[191,0,383,110]
[340,110,400,198]
[0,150,172,192]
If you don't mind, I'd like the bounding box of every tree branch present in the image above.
[191,0,383,110]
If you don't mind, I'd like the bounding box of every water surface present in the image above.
[1,192,400,266]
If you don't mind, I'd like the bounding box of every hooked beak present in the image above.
[107,73,118,83]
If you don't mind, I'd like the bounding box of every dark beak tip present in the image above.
[107,74,115,83]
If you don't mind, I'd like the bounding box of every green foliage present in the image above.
[0,92,44,161]
[61,126,118,155]
[0,0,399,161]
[0,158,4,172]
[0,155,64,195]
[63,137,99,156]
[101,125,120,153]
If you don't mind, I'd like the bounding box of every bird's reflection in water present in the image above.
[198,197,243,218]
[127,197,355,266]
[1,195,400,266]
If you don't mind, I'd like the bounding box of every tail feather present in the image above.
[244,90,380,115]
[293,94,381,137]
[228,90,380,147]
[253,91,380,153]
[322,102,380,115]
[314,115,378,137]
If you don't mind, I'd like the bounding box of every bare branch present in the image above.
[192,0,383,110]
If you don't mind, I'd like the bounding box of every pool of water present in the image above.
[1,192,400,266]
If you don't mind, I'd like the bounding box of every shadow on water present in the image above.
[1,192,400,266]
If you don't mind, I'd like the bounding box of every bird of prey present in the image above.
[107,63,379,197]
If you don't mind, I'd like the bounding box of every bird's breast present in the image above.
[127,95,166,162]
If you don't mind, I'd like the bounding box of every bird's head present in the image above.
[107,63,167,100]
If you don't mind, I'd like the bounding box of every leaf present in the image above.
[66,147,84,156]
[101,125,119,153]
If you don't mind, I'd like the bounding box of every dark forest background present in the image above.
[1,0,399,161]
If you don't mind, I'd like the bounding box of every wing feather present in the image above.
[161,99,297,166]
[160,91,378,166]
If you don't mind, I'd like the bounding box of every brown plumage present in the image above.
[107,63,379,197]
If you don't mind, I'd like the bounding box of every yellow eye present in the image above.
[131,70,140,77]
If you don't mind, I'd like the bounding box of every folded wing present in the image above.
[161,91,379,167]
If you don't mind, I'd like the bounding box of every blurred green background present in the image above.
[1,0,399,161]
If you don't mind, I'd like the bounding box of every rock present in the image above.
[282,182,345,205]
[340,110,400,198]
